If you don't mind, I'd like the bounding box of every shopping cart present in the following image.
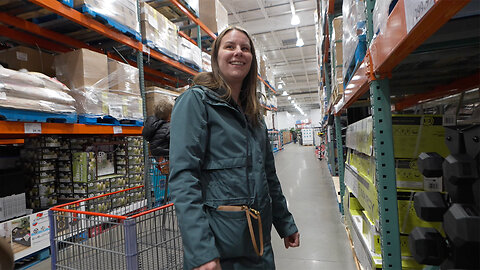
[49,186,183,270]
[149,157,170,207]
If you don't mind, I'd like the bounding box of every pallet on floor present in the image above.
[0,108,77,124]
[77,115,143,126]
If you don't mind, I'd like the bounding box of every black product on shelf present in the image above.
[413,192,448,222]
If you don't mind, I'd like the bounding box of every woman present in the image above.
[169,26,300,270]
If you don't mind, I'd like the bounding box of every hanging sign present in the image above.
[404,0,435,33]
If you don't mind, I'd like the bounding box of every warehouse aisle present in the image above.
[271,143,357,270]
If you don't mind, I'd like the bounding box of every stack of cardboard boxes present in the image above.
[331,17,344,104]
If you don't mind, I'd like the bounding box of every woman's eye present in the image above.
[242,47,250,52]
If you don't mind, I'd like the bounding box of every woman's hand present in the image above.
[193,258,222,270]
[284,232,300,249]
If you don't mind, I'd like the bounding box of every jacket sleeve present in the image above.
[169,89,220,269]
[264,127,298,238]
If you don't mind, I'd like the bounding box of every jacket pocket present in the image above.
[202,158,249,201]
[206,207,257,259]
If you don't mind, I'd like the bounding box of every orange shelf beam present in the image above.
[179,30,197,46]
[169,0,217,39]
[258,76,277,94]
[0,25,72,53]
[0,139,24,144]
[0,121,142,136]
[371,0,471,76]
[28,0,197,76]
[338,0,470,112]
[328,0,335,14]
[393,72,480,111]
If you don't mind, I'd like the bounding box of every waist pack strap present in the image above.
[217,205,264,256]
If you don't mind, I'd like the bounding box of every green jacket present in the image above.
[169,86,298,269]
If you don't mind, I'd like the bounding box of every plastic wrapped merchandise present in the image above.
[121,93,143,121]
[202,52,212,72]
[331,16,343,85]
[373,0,393,39]
[74,0,139,36]
[342,0,366,83]
[107,59,140,95]
[140,2,178,58]
[145,87,178,117]
[55,49,110,115]
[0,46,55,76]
[0,66,76,113]
[177,37,202,69]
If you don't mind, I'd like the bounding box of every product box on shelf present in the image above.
[74,0,140,39]
[0,46,55,76]
[202,52,212,72]
[140,2,179,58]
[191,0,228,37]
[177,37,202,69]
[0,194,26,222]
[108,59,140,95]
[55,49,110,115]
[145,87,178,117]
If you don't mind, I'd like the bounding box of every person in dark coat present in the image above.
[142,96,174,158]
[169,26,299,270]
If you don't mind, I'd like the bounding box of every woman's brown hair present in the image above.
[193,26,261,126]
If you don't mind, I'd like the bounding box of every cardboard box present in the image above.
[191,0,228,38]
[332,16,343,42]
[259,56,267,78]
[140,2,178,57]
[145,87,178,117]
[0,46,55,76]
[177,37,202,68]
[74,0,139,34]
[108,59,140,95]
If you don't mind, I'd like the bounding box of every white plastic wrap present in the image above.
[140,2,178,58]
[0,66,75,113]
[108,59,140,95]
[75,0,140,33]
[177,37,202,68]
[330,16,343,84]
[202,52,212,72]
[373,0,393,39]
[342,0,366,81]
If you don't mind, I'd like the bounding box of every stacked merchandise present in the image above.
[55,48,143,123]
[202,52,212,72]
[21,137,61,210]
[342,0,367,84]
[344,115,449,269]
[145,87,179,116]
[124,137,145,203]
[56,138,73,201]
[73,0,140,40]
[191,0,228,38]
[140,2,179,59]
[0,46,55,77]
[177,37,202,70]
[330,17,344,103]
[0,64,76,116]
[0,147,27,222]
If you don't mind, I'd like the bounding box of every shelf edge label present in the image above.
[113,126,123,134]
[405,0,435,33]
[24,123,42,134]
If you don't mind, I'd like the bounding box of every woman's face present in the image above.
[217,29,253,88]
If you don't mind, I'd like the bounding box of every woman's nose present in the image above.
[233,47,243,56]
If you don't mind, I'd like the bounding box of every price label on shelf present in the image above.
[404,0,435,33]
[113,126,123,134]
[24,123,42,134]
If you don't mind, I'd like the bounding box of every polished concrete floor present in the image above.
[271,143,357,270]
[28,143,356,270]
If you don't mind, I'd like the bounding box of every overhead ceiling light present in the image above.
[278,84,283,89]
[282,90,288,96]
[291,14,300,25]
[287,96,292,100]
[291,100,295,104]
[296,38,304,47]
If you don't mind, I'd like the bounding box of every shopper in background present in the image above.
[291,129,297,144]
[169,26,300,270]
[142,96,174,158]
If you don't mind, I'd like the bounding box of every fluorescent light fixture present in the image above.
[282,90,288,96]
[288,96,292,100]
[291,14,300,25]
[296,38,304,47]
[291,100,295,104]
[278,84,283,89]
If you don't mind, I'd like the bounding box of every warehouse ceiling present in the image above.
[219,0,322,114]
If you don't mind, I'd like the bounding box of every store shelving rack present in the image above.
[1,0,281,264]
[318,0,479,269]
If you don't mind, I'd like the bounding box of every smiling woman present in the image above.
[169,26,300,270]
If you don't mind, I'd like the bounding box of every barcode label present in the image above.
[424,177,442,192]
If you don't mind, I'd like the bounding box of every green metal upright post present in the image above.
[370,79,401,270]
[137,0,151,207]
[334,115,345,214]
[366,0,401,269]
[196,25,202,51]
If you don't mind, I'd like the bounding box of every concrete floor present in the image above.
[28,143,356,270]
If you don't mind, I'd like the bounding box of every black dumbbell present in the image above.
[443,154,479,185]
[445,128,465,155]
[414,192,448,222]
[418,152,444,178]
[463,125,480,159]
[409,227,448,266]
[445,179,475,204]
[443,204,480,269]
